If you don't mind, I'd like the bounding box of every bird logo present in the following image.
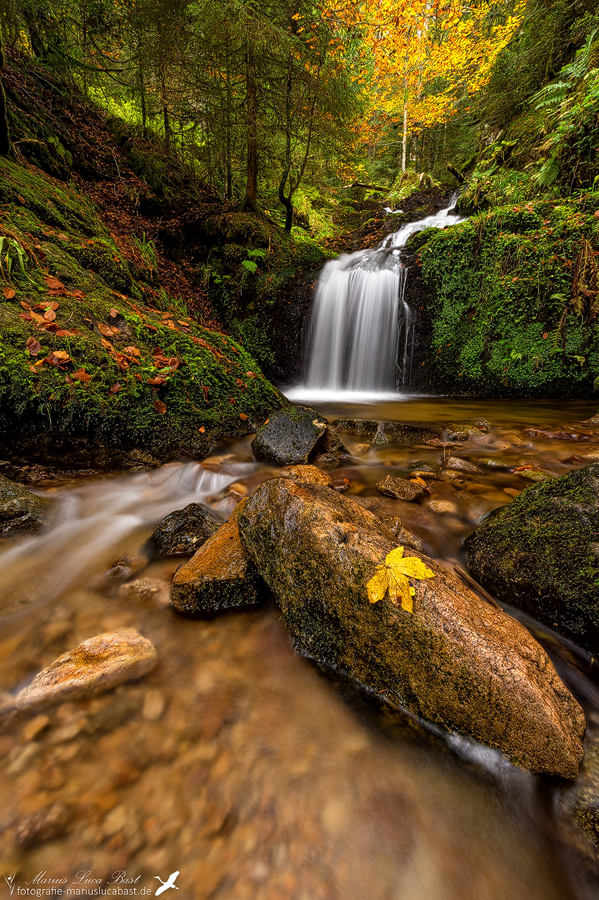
[154,871,180,896]
[3,874,16,897]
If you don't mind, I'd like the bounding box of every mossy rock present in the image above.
[465,463,599,654]
[0,473,51,535]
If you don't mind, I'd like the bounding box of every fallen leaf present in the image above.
[19,313,33,321]
[367,546,435,614]
[70,290,86,300]
[199,426,205,433]
[44,309,56,321]
[201,385,209,401]
[123,346,141,358]
[3,287,15,300]
[44,276,65,291]
[108,383,122,394]
[20,301,31,310]
[109,308,119,318]
[100,338,114,350]
[147,375,167,386]
[98,323,114,337]
[239,413,248,420]
[54,329,76,337]
[26,337,42,357]
[154,400,167,414]
[72,369,91,382]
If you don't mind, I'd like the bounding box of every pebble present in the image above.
[16,630,157,712]
[428,500,458,514]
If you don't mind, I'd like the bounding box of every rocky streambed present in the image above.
[1,398,599,898]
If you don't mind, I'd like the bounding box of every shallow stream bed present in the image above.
[1,397,599,899]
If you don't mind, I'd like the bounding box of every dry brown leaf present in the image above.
[154,400,167,414]
[3,287,15,300]
[26,337,42,357]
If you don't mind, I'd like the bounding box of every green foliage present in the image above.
[417,190,599,397]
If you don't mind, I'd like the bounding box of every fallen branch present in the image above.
[342,181,387,192]
[447,164,465,185]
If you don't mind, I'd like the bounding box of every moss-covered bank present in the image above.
[411,192,599,397]
[0,158,283,466]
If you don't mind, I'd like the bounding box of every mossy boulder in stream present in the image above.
[149,503,221,556]
[0,473,50,536]
[465,463,599,655]
[238,478,585,777]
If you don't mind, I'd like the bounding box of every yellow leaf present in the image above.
[367,566,388,604]
[365,546,435,614]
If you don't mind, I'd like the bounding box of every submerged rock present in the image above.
[150,502,221,556]
[238,479,585,777]
[334,419,443,445]
[560,721,599,867]
[0,474,51,536]
[170,500,263,614]
[443,457,480,473]
[466,462,599,655]
[16,630,157,711]
[251,405,346,466]
[376,475,426,501]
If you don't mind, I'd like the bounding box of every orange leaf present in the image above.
[109,308,119,318]
[100,338,114,350]
[44,309,56,321]
[239,413,248,420]
[108,383,122,394]
[199,426,205,433]
[26,337,42,357]
[3,287,15,300]
[44,276,65,291]
[154,400,167,414]
[72,368,91,382]
[20,300,31,310]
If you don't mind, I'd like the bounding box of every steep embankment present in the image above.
[0,55,314,467]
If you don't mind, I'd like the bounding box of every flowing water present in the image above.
[1,398,599,899]
[298,197,462,399]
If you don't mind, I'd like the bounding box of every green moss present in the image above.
[0,157,284,465]
[417,191,599,397]
[465,463,599,653]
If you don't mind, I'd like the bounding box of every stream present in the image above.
[1,398,599,899]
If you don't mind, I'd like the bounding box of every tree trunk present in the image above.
[139,63,147,138]
[242,49,258,211]
[0,36,10,157]
[402,100,408,172]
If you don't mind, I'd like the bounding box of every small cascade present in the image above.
[293,194,462,399]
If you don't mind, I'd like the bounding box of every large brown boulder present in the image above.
[238,479,585,777]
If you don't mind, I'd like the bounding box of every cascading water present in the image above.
[289,194,462,400]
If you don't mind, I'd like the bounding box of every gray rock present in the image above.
[150,502,221,556]
[334,419,443,445]
[252,406,346,466]
[16,630,157,711]
[443,457,481,473]
[376,475,426,501]
[238,479,585,777]
[0,474,51,536]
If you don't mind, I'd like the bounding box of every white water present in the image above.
[288,195,462,403]
[0,461,255,620]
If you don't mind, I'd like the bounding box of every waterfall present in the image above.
[288,194,462,400]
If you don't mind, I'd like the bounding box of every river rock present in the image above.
[0,474,51,536]
[238,479,585,777]
[251,406,345,466]
[170,499,262,614]
[16,630,157,711]
[379,516,424,551]
[149,502,221,556]
[334,419,443,445]
[443,457,481,473]
[376,475,426,501]
[286,465,333,487]
[466,462,599,655]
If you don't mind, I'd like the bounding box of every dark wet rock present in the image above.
[560,720,599,869]
[334,419,443,445]
[16,630,157,711]
[466,463,599,656]
[445,423,485,442]
[478,457,511,469]
[376,475,426,501]
[443,457,480,473]
[15,802,71,849]
[170,500,263,614]
[238,478,585,777]
[150,503,221,556]
[0,473,51,536]
[251,406,346,466]
[512,464,555,483]
[286,465,333,487]
[524,427,590,442]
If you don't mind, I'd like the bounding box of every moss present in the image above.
[416,191,599,397]
[0,157,284,466]
[465,463,599,654]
